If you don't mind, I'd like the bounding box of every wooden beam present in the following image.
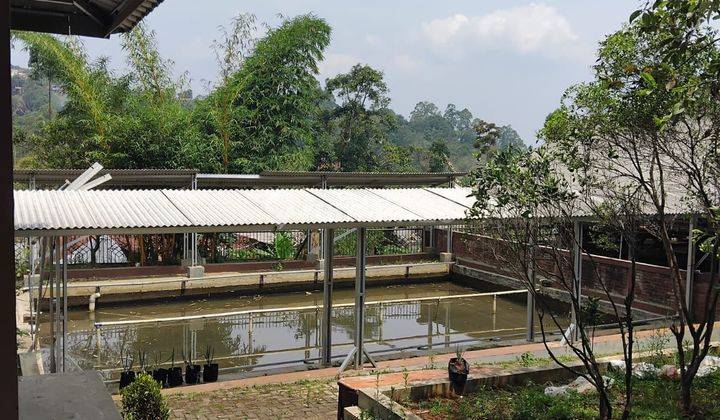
[73,0,112,28]
[10,7,107,37]
[1,0,19,416]
[104,0,145,36]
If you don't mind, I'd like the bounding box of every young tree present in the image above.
[212,14,331,172]
[25,41,62,119]
[540,22,720,414]
[209,13,257,171]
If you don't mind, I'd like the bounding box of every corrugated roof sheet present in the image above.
[161,189,275,228]
[14,190,191,232]
[239,189,355,226]
[307,189,424,223]
[14,187,475,236]
[365,188,470,221]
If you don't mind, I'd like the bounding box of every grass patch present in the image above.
[409,370,720,419]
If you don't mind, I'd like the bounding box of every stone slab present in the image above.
[19,371,122,420]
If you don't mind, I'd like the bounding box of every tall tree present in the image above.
[209,13,257,172]
[214,14,332,172]
[325,64,394,171]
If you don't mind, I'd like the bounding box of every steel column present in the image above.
[446,226,453,253]
[321,228,334,366]
[62,236,68,372]
[686,215,697,316]
[354,227,367,369]
[526,245,536,342]
[571,221,583,342]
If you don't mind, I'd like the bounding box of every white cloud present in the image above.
[422,3,585,60]
[392,54,421,72]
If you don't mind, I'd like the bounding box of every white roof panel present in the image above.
[14,189,191,232]
[239,189,355,225]
[306,189,423,223]
[424,187,475,208]
[162,189,277,228]
[367,188,470,221]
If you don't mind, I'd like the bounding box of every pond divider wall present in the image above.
[32,260,450,308]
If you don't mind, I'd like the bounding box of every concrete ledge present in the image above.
[438,252,453,263]
[186,265,205,278]
[37,261,451,307]
[343,406,363,420]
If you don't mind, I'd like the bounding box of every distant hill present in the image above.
[11,65,66,128]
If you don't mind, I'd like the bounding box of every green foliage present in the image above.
[13,14,520,174]
[516,351,537,367]
[121,373,169,420]
[414,372,720,419]
[272,233,295,260]
[198,14,331,173]
[427,140,450,172]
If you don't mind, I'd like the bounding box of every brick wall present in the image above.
[439,228,715,319]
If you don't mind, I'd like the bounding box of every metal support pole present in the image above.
[62,236,68,372]
[191,175,198,267]
[426,304,433,350]
[50,237,59,373]
[321,228,334,366]
[248,313,254,354]
[33,238,46,350]
[354,227,367,369]
[338,227,376,372]
[571,221,583,342]
[526,247,536,342]
[446,226,453,254]
[444,305,450,348]
[686,215,697,316]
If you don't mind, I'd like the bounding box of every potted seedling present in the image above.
[151,351,168,387]
[167,349,184,387]
[202,345,219,383]
[183,350,201,385]
[448,346,469,394]
[119,351,135,389]
[137,350,150,376]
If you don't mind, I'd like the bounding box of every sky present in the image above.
[11,0,640,144]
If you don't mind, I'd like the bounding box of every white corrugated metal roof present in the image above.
[307,189,424,223]
[14,187,475,236]
[365,188,470,221]
[162,189,277,228]
[14,190,191,232]
[239,189,355,226]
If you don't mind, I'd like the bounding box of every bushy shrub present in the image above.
[121,372,169,420]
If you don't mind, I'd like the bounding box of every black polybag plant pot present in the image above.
[185,364,202,384]
[119,371,136,389]
[152,368,168,387]
[448,357,469,395]
[168,367,184,387]
[203,363,219,383]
